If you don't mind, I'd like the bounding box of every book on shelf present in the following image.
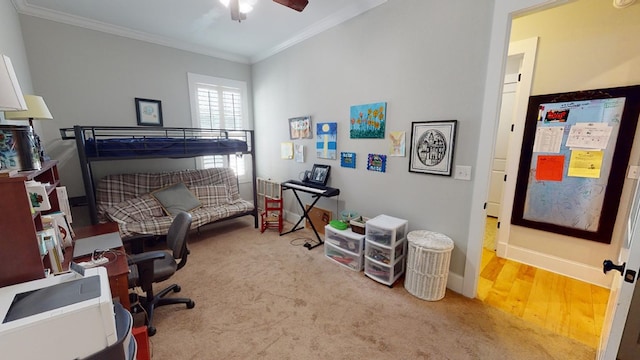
[25,180,51,211]
[39,228,64,273]
[0,169,18,177]
[42,212,74,248]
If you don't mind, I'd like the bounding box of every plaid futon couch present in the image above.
[96,168,254,238]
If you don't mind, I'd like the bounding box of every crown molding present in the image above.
[12,0,387,65]
[12,0,251,64]
[251,0,387,63]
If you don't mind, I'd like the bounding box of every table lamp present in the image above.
[0,54,27,111]
[4,95,54,162]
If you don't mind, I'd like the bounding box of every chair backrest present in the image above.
[166,211,192,270]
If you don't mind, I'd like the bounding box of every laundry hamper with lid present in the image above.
[404,230,454,301]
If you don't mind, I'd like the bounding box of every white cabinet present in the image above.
[324,225,365,271]
[364,215,408,286]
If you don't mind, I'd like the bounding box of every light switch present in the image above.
[454,165,472,181]
[629,165,640,179]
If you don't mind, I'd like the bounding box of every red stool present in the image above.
[260,196,283,233]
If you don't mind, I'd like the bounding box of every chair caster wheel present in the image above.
[187,300,195,309]
[174,285,181,293]
[147,326,157,336]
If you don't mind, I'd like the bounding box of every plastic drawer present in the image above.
[365,238,405,265]
[325,241,364,271]
[365,215,408,246]
[324,226,365,255]
[364,255,405,286]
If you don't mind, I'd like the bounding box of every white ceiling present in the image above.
[12,0,387,64]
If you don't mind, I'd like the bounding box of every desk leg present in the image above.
[280,190,324,250]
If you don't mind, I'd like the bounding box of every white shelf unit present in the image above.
[364,215,408,286]
[324,225,365,271]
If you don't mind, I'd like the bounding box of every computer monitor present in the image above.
[308,164,330,186]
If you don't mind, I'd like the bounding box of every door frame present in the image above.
[466,1,638,357]
[495,37,538,258]
[463,0,560,298]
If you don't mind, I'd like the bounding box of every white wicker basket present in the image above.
[404,230,454,301]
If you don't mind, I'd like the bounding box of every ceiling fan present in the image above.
[222,0,309,22]
[273,0,309,12]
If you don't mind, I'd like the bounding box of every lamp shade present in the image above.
[0,55,27,111]
[4,95,53,120]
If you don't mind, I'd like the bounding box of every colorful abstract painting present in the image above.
[316,122,337,159]
[350,102,386,139]
[367,153,387,173]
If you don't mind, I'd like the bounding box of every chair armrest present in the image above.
[127,251,165,266]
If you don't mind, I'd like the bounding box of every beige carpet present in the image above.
[143,217,595,359]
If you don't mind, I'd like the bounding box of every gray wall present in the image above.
[252,0,493,277]
[19,15,253,198]
[0,0,32,120]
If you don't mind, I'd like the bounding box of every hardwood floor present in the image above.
[477,217,610,349]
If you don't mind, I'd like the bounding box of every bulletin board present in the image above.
[512,85,640,243]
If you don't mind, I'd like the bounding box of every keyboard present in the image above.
[282,180,340,197]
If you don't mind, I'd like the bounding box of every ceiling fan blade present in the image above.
[273,0,309,12]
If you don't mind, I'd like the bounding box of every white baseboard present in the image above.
[447,272,464,294]
[498,242,612,288]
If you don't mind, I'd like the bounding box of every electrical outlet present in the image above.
[454,165,472,181]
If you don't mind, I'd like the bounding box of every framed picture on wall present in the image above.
[408,120,457,176]
[135,98,163,126]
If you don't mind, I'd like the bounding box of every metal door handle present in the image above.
[603,260,626,275]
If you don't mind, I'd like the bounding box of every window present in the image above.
[188,73,250,181]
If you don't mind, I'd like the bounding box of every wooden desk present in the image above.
[73,222,130,310]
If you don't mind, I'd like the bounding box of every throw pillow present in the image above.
[151,182,202,216]
[105,193,165,224]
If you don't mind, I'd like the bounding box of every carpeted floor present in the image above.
[142,217,595,359]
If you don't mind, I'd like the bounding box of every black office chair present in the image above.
[127,211,195,336]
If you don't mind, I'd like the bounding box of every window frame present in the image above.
[187,73,251,182]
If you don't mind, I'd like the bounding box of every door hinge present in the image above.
[497,221,501,229]
[503,174,507,182]
[511,124,515,132]
[483,202,487,210]
[518,73,522,82]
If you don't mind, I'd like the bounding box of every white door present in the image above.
[486,58,520,218]
[494,37,537,258]
[598,179,640,359]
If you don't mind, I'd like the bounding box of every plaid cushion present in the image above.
[191,185,231,207]
[105,193,164,224]
[117,199,254,238]
[96,168,240,222]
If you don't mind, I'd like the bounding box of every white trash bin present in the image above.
[404,230,454,301]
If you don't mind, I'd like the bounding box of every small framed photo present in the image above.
[289,116,312,139]
[409,120,457,176]
[135,98,163,126]
[309,164,331,186]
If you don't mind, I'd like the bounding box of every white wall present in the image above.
[252,0,494,279]
[18,15,253,198]
[0,0,32,122]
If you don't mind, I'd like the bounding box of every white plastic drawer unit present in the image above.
[325,241,364,271]
[364,256,405,285]
[324,225,365,255]
[365,214,408,246]
[366,238,405,265]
